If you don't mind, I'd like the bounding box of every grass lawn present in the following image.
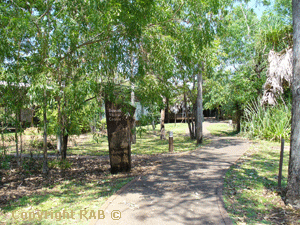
[68,123,198,156]
[132,123,201,154]
[1,176,133,225]
[222,139,300,224]
[0,122,199,225]
[205,122,236,136]
[203,122,300,224]
[4,123,198,156]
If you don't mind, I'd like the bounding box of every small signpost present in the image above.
[169,131,173,153]
[105,100,135,174]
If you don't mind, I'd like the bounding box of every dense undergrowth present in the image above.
[242,100,291,141]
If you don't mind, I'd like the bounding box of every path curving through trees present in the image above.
[89,121,250,225]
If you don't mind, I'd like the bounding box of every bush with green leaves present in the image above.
[242,99,291,141]
[0,155,12,169]
[48,159,72,170]
[98,118,107,131]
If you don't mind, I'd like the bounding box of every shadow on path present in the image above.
[90,121,249,225]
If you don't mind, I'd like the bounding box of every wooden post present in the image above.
[105,100,135,174]
[169,131,173,153]
[278,137,285,188]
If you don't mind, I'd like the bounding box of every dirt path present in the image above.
[89,121,250,225]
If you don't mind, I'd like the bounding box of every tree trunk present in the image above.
[166,97,170,124]
[130,52,136,144]
[152,120,156,131]
[216,106,220,121]
[160,97,166,140]
[61,133,68,160]
[19,121,23,166]
[42,89,48,175]
[1,122,5,156]
[235,103,242,133]
[131,86,136,144]
[185,93,195,139]
[15,110,20,166]
[196,69,203,145]
[57,95,62,158]
[286,0,300,208]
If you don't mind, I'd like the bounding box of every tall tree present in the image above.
[196,63,203,144]
[286,0,300,208]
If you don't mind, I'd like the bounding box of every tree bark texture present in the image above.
[130,50,137,144]
[185,93,195,139]
[160,97,166,140]
[166,97,170,123]
[61,133,68,160]
[196,69,203,145]
[14,109,21,166]
[42,89,48,175]
[105,100,135,174]
[131,84,136,144]
[57,95,62,157]
[286,0,300,208]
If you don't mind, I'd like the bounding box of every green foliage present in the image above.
[136,115,154,138]
[48,159,72,170]
[98,118,107,131]
[137,126,147,139]
[22,158,42,172]
[29,137,44,149]
[242,99,291,141]
[0,155,12,170]
[92,132,106,144]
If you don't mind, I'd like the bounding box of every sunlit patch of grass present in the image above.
[132,123,197,155]
[0,177,134,225]
[223,140,290,224]
[68,136,109,156]
[68,123,198,156]
[6,123,199,157]
[0,123,202,224]
[206,122,236,136]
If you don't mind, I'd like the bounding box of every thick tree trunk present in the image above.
[160,97,166,140]
[286,0,300,208]
[196,69,203,145]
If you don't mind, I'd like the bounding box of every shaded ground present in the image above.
[0,154,161,211]
[223,140,300,225]
[89,121,250,225]
[2,121,299,224]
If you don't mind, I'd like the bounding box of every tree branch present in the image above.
[84,96,97,103]
[58,34,111,62]
[147,3,184,28]
[37,5,52,22]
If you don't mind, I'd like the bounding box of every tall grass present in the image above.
[242,99,291,141]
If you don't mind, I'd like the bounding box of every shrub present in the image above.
[48,159,72,170]
[242,99,291,141]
